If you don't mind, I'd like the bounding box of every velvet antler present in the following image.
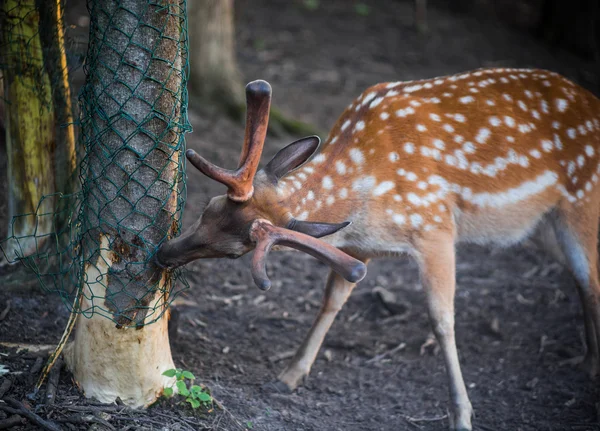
[248,219,367,291]
[186,80,271,202]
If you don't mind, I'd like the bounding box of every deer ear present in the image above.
[264,136,321,183]
[287,220,351,238]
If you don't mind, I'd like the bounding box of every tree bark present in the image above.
[63,0,186,407]
[188,0,244,116]
[1,0,56,261]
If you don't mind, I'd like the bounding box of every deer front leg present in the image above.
[277,263,367,391]
[416,233,472,431]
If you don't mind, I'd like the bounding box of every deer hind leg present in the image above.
[550,206,600,378]
[276,263,367,392]
[416,232,472,431]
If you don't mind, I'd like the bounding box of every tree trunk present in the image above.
[63,0,187,408]
[38,0,77,198]
[188,0,244,116]
[1,0,56,261]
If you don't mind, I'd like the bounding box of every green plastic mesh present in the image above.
[1,0,191,326]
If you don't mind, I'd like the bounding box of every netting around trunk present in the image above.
[0,0,191,327]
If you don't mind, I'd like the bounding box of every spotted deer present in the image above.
[157,69,600,430]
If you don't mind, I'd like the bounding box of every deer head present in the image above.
[156,80,367,290]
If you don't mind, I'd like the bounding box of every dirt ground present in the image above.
[1,0,600,430]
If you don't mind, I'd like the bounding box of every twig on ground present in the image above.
[0,378,12,398]
[63,404,122,413]
[0,414,25,429]
[0,398,62,431]
[268,350,295,363]
[402,413,448,425]
[36,288,82,390]
[0,300,11,322]
[366,342,406,364]
[45,357,62,405]
[30,357,44,376]
[56,413,116,431]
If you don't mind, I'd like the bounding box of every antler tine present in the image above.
[248,219,367,291]
[185,80,272,202]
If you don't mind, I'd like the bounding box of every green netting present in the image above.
[0,0,191,327]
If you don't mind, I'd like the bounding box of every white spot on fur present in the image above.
[416,124,427,132]
[586,145,595,157]
[341,120,351,131]
[459,96,475,104]
[430,113,441,122]
[404,142,415,154]
[530,149,542,158]
[380,112,389,120]
[389,152,399,162]
[463,142,475,153]
[404,84,423,93]
[518,100,528,111]
[339,188,348,199]
[352,176,376,192]
[406,172,417,181]
[354,121,365,132]
[322,176,333,189]
[443,124,455,133]
[336,161,347,175]
[567,128,576,139]
[504,116,516,128]
[369,97,384,109]
[433,139,445,150]
[489,116,501,127]
[326,196,335,205]
[349,148,364,165]
[577,155,585,167]
[312,154,326,164]
[556,98,568,112]
[410,214,423,227]
[392,214,406,225]
[475,128,491,144]
[373,181,395,196]
[297,211,309,221]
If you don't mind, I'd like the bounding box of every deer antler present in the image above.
[248,219,367,291]
[186,80,272,202]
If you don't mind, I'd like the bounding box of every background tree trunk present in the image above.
[1,0,56,261]
[188,0,244,117]
[63,0,187,407]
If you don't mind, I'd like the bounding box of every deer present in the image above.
[157,68,600,430]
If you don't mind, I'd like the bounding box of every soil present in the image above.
[1,0,600,430]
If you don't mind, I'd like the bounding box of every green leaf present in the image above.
[190,385,203,394]
[187,398,201,409]
[198,392,212,402]
[246,421,254,429]
[176,380,190,397]
[162,369,177,378]
[354,2,370,16]
[182,371,195,380]
[163,387,173,397]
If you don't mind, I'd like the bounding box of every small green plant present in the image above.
[162,368,212,409]
[303,0,319,11]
